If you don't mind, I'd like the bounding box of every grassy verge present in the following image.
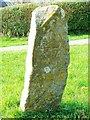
[68,32,89,41]
[0,32,89,47]
[1,45,88,118]
[0,37,28,47]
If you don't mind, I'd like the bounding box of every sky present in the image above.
[23,0,89,2]
[3,0,89,3]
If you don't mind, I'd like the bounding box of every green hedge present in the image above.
[67,2,89,33]
[1,3,38,37]
[1,2,89,37]
[53,2,89,33]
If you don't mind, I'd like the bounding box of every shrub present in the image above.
[1,3,38,37]
[53,2,89,33]
[0,2,89,37]
[68,2,89,33]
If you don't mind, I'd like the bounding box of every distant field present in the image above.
[1,44,88,118]
[0,32,89,47]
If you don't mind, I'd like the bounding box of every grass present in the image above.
[0,37,28,47]
[68,32,89,41]
[0,32,89,47]
[1,44,88,118]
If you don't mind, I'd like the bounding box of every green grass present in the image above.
[1,45,88,118]
[68,32,89,41]
[0,32,89,47]
[0,37,28,47]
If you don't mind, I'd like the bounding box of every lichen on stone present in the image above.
[20,5,70,112]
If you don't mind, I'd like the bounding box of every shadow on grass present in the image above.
[14,102,88,119]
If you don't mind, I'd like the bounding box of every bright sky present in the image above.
[3,0,89,2]
[4,0,15,2]
[54,0,89,1]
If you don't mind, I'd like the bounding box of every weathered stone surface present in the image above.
[20,5,70,112]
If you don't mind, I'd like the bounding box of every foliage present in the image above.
[1,45,88,118]
[0,2,89,37]
[67,2,89,33]
[1,3,38,37]
[52,2,89,33]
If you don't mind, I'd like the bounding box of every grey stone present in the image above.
[20,5,70,112]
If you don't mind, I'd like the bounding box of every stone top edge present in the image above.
[32,5,59,27]
[33,5,59,13]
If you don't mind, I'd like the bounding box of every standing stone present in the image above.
[20,5,70,112]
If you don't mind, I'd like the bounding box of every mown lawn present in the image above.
[0,32,89,47]
[0,37,28,47]
[1,45,88,119]
[68,32,89,41]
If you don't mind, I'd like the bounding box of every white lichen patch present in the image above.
[44,66,51,73]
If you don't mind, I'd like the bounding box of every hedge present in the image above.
[54,2,89,33]
[1,3,38,37]
[0,2,89,37]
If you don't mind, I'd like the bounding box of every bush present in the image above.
[68,2,89,33]
[1,3,38,37]
[53,2,89,33]
[0,2,89,37]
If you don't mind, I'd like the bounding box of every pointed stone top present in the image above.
[32,5,59,27]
